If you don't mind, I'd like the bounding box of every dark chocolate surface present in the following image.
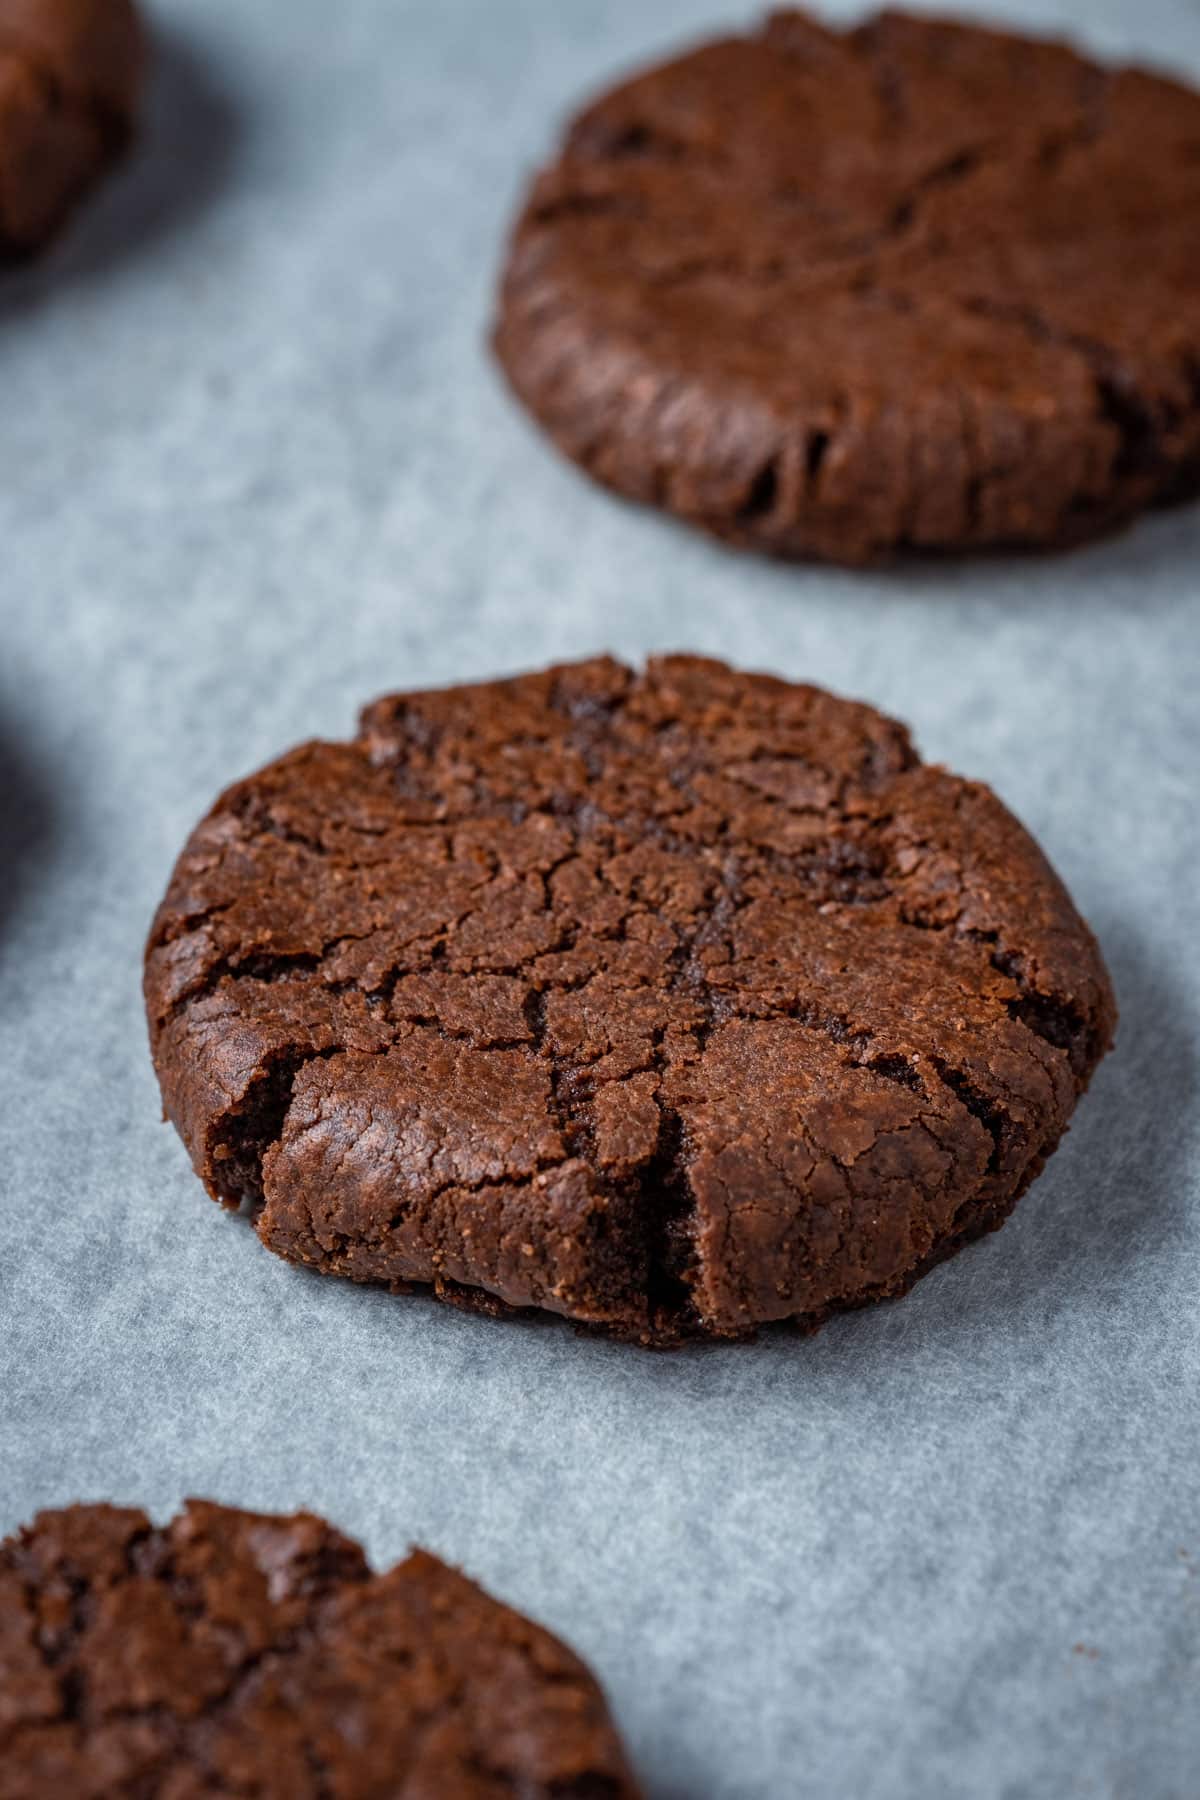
[145,656,1115,1342]
[0,1500,640,1798]
[496,9,1200,562]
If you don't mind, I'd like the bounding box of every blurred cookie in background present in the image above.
[0,0,146,256]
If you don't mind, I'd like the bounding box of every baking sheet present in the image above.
[1,1,1198,1795]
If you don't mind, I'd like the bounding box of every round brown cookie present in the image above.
[494,9,1200,563]
[0,1499,641,1799]
[0,0,145,256]
[145,656,1116,1345]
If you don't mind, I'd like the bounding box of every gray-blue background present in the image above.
[2,2,1198,1794]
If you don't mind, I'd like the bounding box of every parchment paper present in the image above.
[1,2,1198,1794]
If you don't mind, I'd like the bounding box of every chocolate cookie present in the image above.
[0,0,145,256]
[494,9,1200,562]
[145,656,1116,1344]
[0,1500,641,1798]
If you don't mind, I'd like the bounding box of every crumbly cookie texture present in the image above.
[145,655,1116,1343]
[494,8,1200,562]
[0,1500,641,1798]
[0,0,145,255]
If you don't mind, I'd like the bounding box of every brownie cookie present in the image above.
[0,0,145,256]
[145,656,1115,1344]
[494,9,1200,563]
[0,1499,641,1798]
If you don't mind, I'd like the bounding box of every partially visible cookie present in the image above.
[0,0,146,255]
[494,9,1200,562]
[0,1500,641,1798]
[145,655,1116,1344]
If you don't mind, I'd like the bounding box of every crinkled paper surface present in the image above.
[1,2,1197,1795]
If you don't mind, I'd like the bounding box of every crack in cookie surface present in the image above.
[145,655,1116,1344]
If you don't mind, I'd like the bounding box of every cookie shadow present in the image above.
[0,710,56,942]
[0,21,239,310]
[869,499,1200,606]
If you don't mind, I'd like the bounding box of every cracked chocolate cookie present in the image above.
[145,656,1116,1344]
[494,8,1200,563]
[0,1500,640,1798]
[0,0,145,256]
